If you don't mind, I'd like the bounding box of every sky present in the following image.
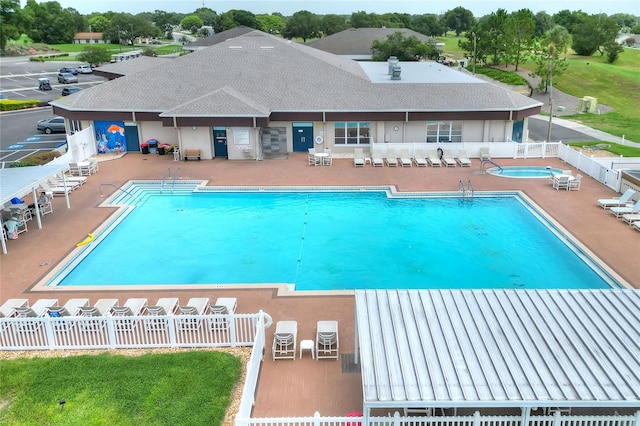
[29,0,640,17]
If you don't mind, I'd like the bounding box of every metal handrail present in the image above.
[99,183,134,197]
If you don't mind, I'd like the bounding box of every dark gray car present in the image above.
[37,116,66,134]
[57,72,78,84]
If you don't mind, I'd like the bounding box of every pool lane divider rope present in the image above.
[294,194,310,285]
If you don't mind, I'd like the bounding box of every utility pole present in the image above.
[546,44,556,143]
[472,32,477,75]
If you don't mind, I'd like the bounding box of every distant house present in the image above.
[73,32,105,44]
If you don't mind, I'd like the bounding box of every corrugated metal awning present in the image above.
[355,289,640,408]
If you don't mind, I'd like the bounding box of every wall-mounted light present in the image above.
[393,126,399,132]
[191,126,198,131]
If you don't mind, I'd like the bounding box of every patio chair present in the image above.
[441,149,456,167]
[413,149,428,167]
[385,148,398,167]
[322,149,333,166]
[112,298,148,331]
[0,298,29,317]
[177,297,210,331]
[610,199,640,218]
[597,189,636,209]
[80,158,99,175]
[371,147,384,167]
[568,174,582,191]
[144,297,179,332]
[79,298,118,317]
[208,297,237,330]
[47,298,89,331]
[12,298,58,333]
[353,148,365,167]
[316,320,339,360]
[479,146,491,160]
[553,175,571,191]
[400,149,412,167]
[456,149,472,167]
[308,148,321,166]
[272,320,297,360]
[427,149,441,166]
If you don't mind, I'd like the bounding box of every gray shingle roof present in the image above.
[307,27,436,56]
[51,31,540,117]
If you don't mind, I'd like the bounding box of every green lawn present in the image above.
[0,351,241,426]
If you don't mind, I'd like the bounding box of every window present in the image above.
[426,121,462,143]
[334,122,371,145]
[69,120,82,133]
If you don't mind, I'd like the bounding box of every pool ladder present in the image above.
[459,179,474,200]
[161,168,180,193]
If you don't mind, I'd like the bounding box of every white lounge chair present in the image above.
[79,298,118,317]
[0,298,28,317]
[48,176,80,191]
[456,149,472,167]
[633,221,640,232]
[441,149,456,167]
[399,149,412,167]
[177,297,210,331]
[48,298,89,317]
[610,199,640,218]
[353,148,365,167]
[597,189,636,209]
[413,149,427,167]
[427,149,441,166]
[112,298,148,317]
[62,171,87,185]
[144,297,179,331]
[371,148,384,167]
[272,320,297,360]
[385,148,398,167]
[621,213,640,225]
[40,181,72,197]
[208,297,237,330]
[14,298,58,318]
[316,320,339,360]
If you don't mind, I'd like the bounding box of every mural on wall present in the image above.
[94,120,127,154]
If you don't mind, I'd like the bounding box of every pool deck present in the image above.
[1,152,638,417]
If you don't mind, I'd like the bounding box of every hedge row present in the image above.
[0,99,42,111]
[30,52,70,62]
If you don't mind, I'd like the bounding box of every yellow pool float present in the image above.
[76,233,94,247]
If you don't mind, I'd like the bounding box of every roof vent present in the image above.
[391,66,401,80]
[260,46,274,49]
[228,46,242,49]
[387,56,399,75]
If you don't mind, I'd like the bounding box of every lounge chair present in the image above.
[427,149,441,166]
[177,297,210,331]
[610,199,640,218]
[633,221,640,232]
[315,320,339,360]
[597,189,636,209]
[79,298,118,317]
[49,176,81,191]
[568,174,582,191]
[62,171,87,186]
[112,298,148,317]
[413,149,428,167]
[14,298,58,318]
[621,213,640,225]
[553,175,571,190]
[385,148,398,167]
[353,148,365,167]
[40,181,72,197]
[399,149,412,167]
[79,158,99,175]
[371,148,384,167]
[144,297,179,331]
[208,297,237,330]
[0,298,29,317]
[456,149,472,167]
[272,320,297,360]
[441,149,456,167]
[48,298,89,317]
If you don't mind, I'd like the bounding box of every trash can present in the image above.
[147,139,158,154]
[158,145,166,155]
[140,143,149,154]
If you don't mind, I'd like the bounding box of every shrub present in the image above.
[10,151,62,167]
[0,99,41,111]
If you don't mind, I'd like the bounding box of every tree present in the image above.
[88,15,109,33]
[442,6,475,36]
[529,34,569,93]
[371,31,438,61]
[23,0,76,44]
[571,14,618,56]
[533,11,554,37]
[552,9,587,34]
[0,0,23,52]
[603,40,624,63]
[320,14,348,36]
[219,9,259,30]
[410,14,444,37]
[180,15,203,33]
[193,7,219,27]
[505,8,535,70]
[283,10,320,42]
[77,44,111,66]
[256,13,286,34]
[379,12,411,28]
[350,11,380,28]
[484,9,509,65]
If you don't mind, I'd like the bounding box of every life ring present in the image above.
[76,233,94,247]
[314,135,323,145]
[437,147,444,159]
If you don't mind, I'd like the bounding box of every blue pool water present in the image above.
[56,192,615,290]
[488,166,563,178]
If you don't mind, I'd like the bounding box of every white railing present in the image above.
[236,311,268,421]
[0,312,268,350]
[237,411,640,426]
[557,144,623,192]
[368,142,561,160]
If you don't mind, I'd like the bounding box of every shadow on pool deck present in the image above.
[0,152,638,417]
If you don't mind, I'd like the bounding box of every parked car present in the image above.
[59,66,79,75]
[37,116,66,134]
[149,39,162,45]
[58,72,78,84]
[61,87,82,96]
[76,64,93,74]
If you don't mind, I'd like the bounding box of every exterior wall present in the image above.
[226,127,256,160]
[139,121,179,152]
[462,121,484,142]
[178,126,213,159]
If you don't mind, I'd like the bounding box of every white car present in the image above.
[77,64,93,74]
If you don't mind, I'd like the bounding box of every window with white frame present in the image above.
[69,120,82,133]
[334,122,371,145]
[426,121,462,143]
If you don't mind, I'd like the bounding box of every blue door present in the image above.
[213,127,228,157]
[512,120,524,143]
[124,124,139,152]
[292,123,314,152]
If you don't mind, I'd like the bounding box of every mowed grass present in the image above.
[0,351,241,426]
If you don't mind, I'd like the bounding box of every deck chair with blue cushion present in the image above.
[316,320,339,360]
[272,320,297,360]
[47,298,89,331]
[597,189,636,209]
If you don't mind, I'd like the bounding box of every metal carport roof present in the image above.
[355,289,640,410]
[0,164,70,254]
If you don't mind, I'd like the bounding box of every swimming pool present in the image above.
[487,166,563,178]
[44,187,620,291]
